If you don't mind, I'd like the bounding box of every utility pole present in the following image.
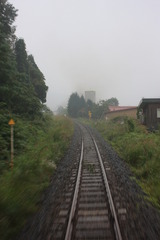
[8,119,15,169]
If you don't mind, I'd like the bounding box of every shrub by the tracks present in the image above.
[0,115,73,240]
[93,117,160,209]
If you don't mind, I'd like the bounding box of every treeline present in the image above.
[0,0,48,117]
[67,92,118,119]
[0,0,49,163]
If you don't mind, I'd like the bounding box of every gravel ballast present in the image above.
[17,123,160,240]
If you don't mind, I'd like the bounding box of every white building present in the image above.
[85,91,96,103]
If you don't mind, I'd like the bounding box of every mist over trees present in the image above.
[0,0,48,117]
[68,93,86,118]
[67,93,119,119]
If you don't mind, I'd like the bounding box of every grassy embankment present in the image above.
[91,117,160,209]
[0,113,74,240]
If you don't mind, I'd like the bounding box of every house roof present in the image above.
[138,98,160,108]
[108,106,137,113]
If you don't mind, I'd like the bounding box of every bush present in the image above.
[0,115,74,240]
[93,117,160,209]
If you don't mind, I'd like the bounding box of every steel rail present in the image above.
[65,140,84,240]
[93,138,123,240]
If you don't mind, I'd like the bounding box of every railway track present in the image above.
[52,124,123,240]
[65,124,122,240]
[18,122,160,240]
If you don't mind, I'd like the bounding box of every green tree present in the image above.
[0,1,48,115]
[13,39,48,115]
[107,97,119,106]
[28,55,48,103]
[78,95,87,117]
[10,81,41,116]
[0,0,18,110]
[15,39,28,74]
[0,0,17,37]
[67,93,114,119]
[68,93,88,118]
[91,100,109,119]
[68,93,80,117]
[86,99,93,111]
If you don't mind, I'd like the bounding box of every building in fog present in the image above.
[138,98,160,130]
[105,106,137,120]
[85,91,96,103]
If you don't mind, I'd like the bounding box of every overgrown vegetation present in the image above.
[92,117,160,209]
[0,114,74,240]
[0,0,48,118]
[67,92,118,119]
[0,2,75,239]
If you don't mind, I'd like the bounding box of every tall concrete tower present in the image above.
[85,91,96,103]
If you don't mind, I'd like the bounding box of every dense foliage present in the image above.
[0,115,74,240]
[93,117,160,209]
[67,92,118,119]
[0,2,74,240]
[67,93,86,118]
[0,0,49,167]
[0,0,48,117]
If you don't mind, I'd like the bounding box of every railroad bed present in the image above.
[65,124,121,240]
[17,123,160,240]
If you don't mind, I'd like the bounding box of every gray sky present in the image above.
[10,0,160,110]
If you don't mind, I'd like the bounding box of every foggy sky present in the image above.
[10,0,160,111]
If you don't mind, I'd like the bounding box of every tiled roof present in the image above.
[108,106,137,112]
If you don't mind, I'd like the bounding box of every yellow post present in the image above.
[8,119,15,169]
[88,111,92,119]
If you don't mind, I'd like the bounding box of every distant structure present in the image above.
[138,98,160,130]
[105,106,137,120]
[85,91,96,103]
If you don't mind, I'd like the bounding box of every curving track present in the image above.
[17,122,160,240]
[64,124,122,240]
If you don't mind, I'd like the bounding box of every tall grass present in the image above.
[0,114,73,240]
[93,117,160,209]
